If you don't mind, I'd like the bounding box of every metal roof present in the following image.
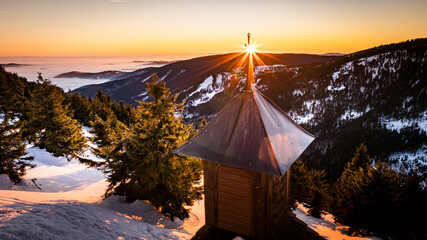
[173,89,315,175]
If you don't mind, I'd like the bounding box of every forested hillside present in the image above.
[74,38,427,182]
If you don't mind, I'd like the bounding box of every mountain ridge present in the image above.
[73,38,427,180]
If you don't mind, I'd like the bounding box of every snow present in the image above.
[290,112,315,124]
[292,89,303,96]
[381,110,427,133]
[294,203,382,240]
[411,80,420,88]
[161,70,172,80]
[332,62,354,82]
[188,76,214,98]
[327,84,345,91]
[232,237,245,240]
[304,99,320,111]
[0,196,192,240]
[340,110,364,121]
[388,145,427,172]
[141,73,154,83]
[188,75,225,107]
[254,64,286,75]
[138,91,148,97]
[0,127,204,239]
[331,52,402,84]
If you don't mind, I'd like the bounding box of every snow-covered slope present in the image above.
[0,128,204,240]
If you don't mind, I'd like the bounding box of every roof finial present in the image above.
[247,33,254,91]
[247,33,251,46]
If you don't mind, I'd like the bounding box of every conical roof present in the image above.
[174,89,314,175]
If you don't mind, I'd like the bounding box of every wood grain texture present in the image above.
[216,165,252,237]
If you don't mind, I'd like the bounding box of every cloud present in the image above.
[0,10,9,14]
[109,0,129,2]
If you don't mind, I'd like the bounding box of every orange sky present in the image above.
[0,0,426,57]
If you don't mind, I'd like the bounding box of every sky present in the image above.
[0,0,426,57]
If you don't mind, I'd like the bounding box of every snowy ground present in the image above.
[0,128,204,239]
[0,127,380,240]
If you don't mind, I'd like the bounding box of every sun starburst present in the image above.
[246,44,256,54]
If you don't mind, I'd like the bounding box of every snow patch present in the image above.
[141,74,153,83]
[292,113,315,124]
[340,110,364,121]
[188,75,225,107]
[389,145,427,169]
[293,89,304,96]
[161,69,172,80]
[303,100,320,111]
[381,111,427,133]
[327,84,345,91]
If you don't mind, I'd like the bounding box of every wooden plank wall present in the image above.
[203,161,290,239]
[216,165,253,237]
[271,169,289,236]
[203,161,216,226]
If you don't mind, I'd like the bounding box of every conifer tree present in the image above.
[290,158,312,207]
[332,144,371,231]
[103,74,202,221]
[31,74,86,158]
[307,169,329,218]
[290,158,330,218]
[66,92,93,126]
[0,113,34,183]
[91,115,116,148]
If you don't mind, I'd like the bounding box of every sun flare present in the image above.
[246,44,256,54]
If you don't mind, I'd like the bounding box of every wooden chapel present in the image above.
[174,34,317,240]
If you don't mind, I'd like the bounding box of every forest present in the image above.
[1,65,426,239]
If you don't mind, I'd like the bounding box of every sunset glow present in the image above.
[0,0,426,56]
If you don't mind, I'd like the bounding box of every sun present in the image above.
[246,44,256,54]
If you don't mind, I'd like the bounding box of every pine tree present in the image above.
[31,74,86,158]
[290,158,312,208]
[92,89,115,121]
[307,169,329,218]
[103,74,202,221]
[66,92,93,126]
[290,158,330,218]
[0,113,34,183]
[332,144,371,233]
[91,115,115,148]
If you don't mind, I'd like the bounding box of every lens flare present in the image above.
[246,44,256,53]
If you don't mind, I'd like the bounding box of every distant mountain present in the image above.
[0,63,31,67]
[320,53,346,56]
[73,39,427,180]
[55,70,125,79]
[72,53,335,104]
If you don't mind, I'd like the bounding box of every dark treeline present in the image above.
[291,144,426,239]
